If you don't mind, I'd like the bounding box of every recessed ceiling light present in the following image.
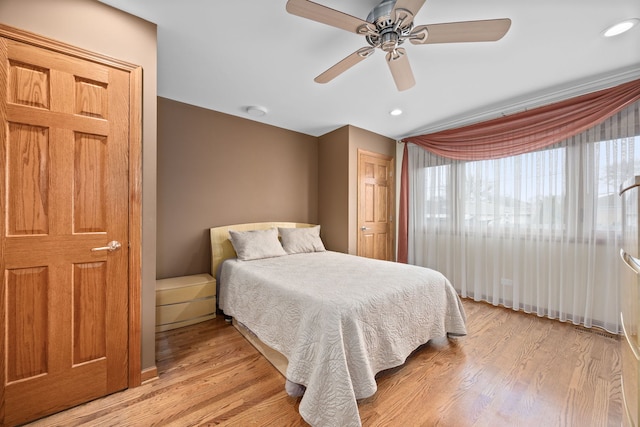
[603,18,639,37]
[390,109,403,116]
[245,106,267,117]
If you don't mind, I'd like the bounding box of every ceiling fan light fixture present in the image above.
[381,30,400,52]
[603,18,639,37]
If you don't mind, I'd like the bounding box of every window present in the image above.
[593,136,640,231]
[421,136,640,238]
[423,164,451,228]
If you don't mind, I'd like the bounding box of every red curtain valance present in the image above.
[402,78,640,161]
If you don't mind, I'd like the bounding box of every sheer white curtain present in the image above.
[407,101,640,332]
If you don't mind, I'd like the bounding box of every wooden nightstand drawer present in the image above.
[156,298,215,328]
[156,273,216,332]
[156,273,216,306]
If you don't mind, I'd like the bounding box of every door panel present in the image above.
[1,37,130,426]
[358,150,394,261]
[74,133,108,233]
[6,123,49,235]
[6,267,48,382]
[73,262,107,363]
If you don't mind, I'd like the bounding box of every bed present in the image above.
[210,222,467,427]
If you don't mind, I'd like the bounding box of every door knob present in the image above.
[91,240,122,252]
[360,227,370,231]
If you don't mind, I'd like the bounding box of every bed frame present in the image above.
[209,222,316,377]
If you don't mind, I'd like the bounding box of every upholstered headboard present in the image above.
[209,222,315,280]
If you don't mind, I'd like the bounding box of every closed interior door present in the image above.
[357,150,394,261]
[1,37,130,426]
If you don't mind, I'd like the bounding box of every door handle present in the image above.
[360,227,370,231]
[91,240,122,252]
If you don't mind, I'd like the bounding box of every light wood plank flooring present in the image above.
[27,299,622,426]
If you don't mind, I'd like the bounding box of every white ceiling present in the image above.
[98,0,640,140]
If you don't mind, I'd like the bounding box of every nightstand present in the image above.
[155,273,216,332]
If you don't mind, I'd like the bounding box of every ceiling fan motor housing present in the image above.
[366,0,414,52]
[366,0,396,23]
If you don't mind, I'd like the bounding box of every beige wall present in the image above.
[157,98,318,279]
[319,125,396,254]
[318,126,350,252]
[0,0,158,370]
[158,104,394,275]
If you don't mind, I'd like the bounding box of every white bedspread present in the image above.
[219,251,467,427]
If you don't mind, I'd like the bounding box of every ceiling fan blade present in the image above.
[386,48,415,91]
[410,19,512,44]
[391,0,426,29]
[315,47,375,84]
[392,0,426,18]
[286,0,374,34]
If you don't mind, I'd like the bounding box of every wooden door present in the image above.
[357,150,395,261]
[0,37,131,426]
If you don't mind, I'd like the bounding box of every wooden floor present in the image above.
[27,298,623,426]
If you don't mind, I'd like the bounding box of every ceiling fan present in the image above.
[286,0,511,91]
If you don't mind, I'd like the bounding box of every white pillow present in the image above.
[229,228,287,261]
[278,225,326,254]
